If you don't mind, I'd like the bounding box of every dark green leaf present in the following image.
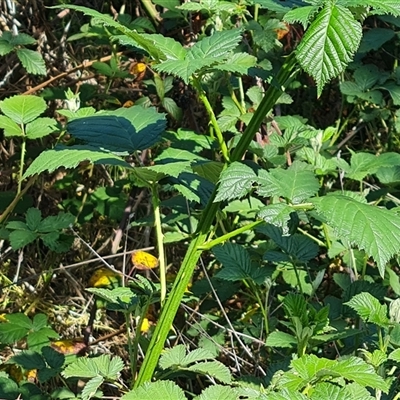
[11,350,46,370]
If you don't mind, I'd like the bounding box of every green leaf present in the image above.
[0,95,46,124]
[25,117,58,139]
[9,229,38,249]
[121,380,186,400]
[159,344,187,369]
[194,385,238,400]
[213,52,257,75]
[187,361,231,384]
[23,145,132,178]
[266,331,297,348]
[344,292,389,327]
[380,82,400,105]
[258,204,296,234]
[311,194,400,276]
[0,313,32,343]
[268,391,308,400]
[42,346,65,369]
[38,212,75,232]
[0,32,14,55]
[257,167,319,204]
[26,208,42,231]
[27,328,58,350]
[189,29,242,60]
[215,162,257,202]
[182,348,215,365]
[358,28,396,53]
[284,6,318,29]
[11,350,46,370]
[10,32,36,46]
[0,115,22,137]
[81,376,103,400]
[344,151,400,181]
[16,48,46,75]
[296,3,362,96]
[213,243,269,285]
[62,357,100,379]
[140,33,186,60]
[161,97,182,121]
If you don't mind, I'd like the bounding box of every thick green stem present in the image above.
[134,53,297,387]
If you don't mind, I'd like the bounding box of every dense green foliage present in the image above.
[2,0,400,399]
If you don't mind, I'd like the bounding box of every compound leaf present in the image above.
[312,194,400,276]
[296,3,362,96]
[0,95,46,124]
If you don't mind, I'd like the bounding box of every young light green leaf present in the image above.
[0,95,46,124]
[140,33,186,60]
[16,48,46,75]
[161,97,182,121]
[95,354,124,379]
[311,194,400,276]
[23,145,132,178]
[296,3,362,96]
[309,382,342,400]
[268,391,308,400]
[159,344,187,369]
[257,167,319,204]
[344,292,389,327]
[62,356,100,378]
[340,1,400,16]
[81,376,104,400]
[283,6,318,29]
[181,348,215,365]
[193,385,238,400]
[266,331,297,348]
[0,115,22,137]
[0,313,33,343]
[215,162,257,202]
[187,361,231,384]
[25,117,58,139]
[121,380,186,400]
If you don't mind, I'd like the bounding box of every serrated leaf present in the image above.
[159,344,187,369]
[161,97,182,120]
[0,115,22,136]
[296,3,362,96]
[283,6,318,29]
[266,331,297,348]
[81,376,103,400]
[268,391,308,400]
[0,34,14,55]
[121,380,186,400]
[214,52,257,74]
[62,357,100,379]
[32,314,48,331]
[11,350,46,370]
[27,328,59,350]
[215,162,257,202]
[344,292,389,327]
[187,361,231,384]
[194,385,238,400]
[140,33,186,60]
[16,48,46,75]
[344,151,400,181]
[41,346,65,369]
[23,145,132,178]
[0,313,32,343]
[213,242,269,284]
[25,117,58,139]
[11,33,36,46]
[380,82,400,105]
[9,229,38,249]
[188,29,242,60]
[155,58,218,84]
[311,194,400,276]
[358,27,395,53]
[38,212,75,232]
[181,348,215,365]
[257,167,319,204]
[258,204,295,234]
[25,208,42,231]
[0,95,46,124]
